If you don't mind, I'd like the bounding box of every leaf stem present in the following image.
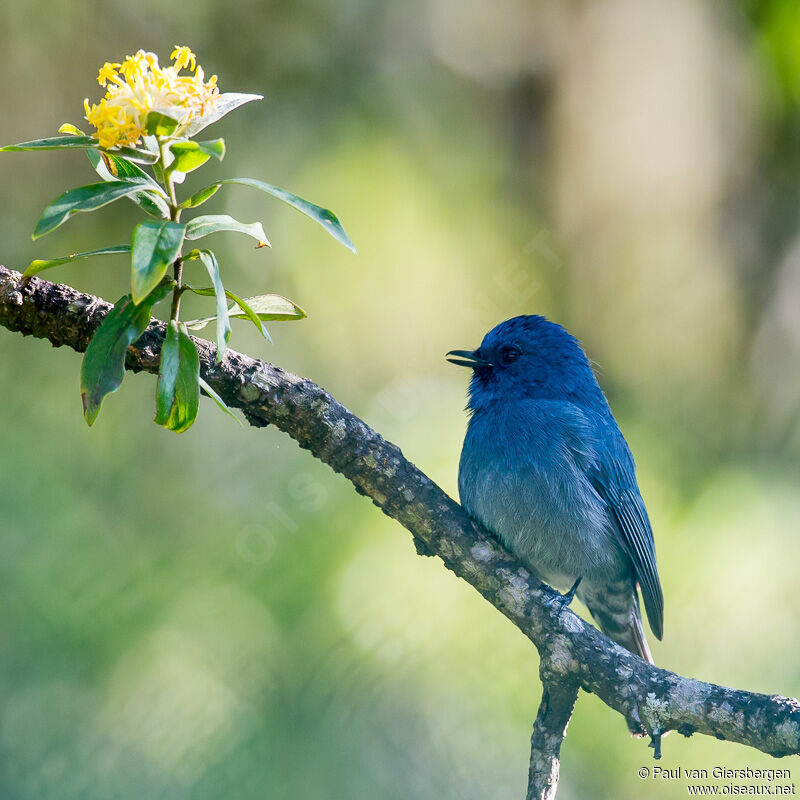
[170,259,184,322]
[158,135,184,324]
[158,137,180,214]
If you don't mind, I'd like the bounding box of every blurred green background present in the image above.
[2,1,800,797]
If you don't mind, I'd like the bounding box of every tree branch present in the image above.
[527,665,579,800]
[2,265,799,795]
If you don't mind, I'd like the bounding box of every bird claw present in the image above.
[546,577,582,612]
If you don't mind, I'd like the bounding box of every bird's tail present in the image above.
[584,587,654,664]
[625,605,654,665]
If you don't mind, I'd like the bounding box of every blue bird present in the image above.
[448,315,663,663]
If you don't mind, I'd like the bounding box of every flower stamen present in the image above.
[84,46,218,149]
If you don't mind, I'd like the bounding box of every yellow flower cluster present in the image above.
[84,47,219,149]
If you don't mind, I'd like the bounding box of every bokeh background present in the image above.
[1,1,800,797]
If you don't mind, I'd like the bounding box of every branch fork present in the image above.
[1,265,799,798]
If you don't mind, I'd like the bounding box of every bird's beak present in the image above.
[446,349,493,368]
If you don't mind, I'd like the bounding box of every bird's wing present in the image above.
[588,438,664,641]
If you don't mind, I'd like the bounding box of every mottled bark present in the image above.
[527,669,579,800]
[2,265,799,797]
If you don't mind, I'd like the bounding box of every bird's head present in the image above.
[447,315,604,411]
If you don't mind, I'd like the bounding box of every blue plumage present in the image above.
[448,315,663,662]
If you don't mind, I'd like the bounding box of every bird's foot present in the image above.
[546,577,582,612]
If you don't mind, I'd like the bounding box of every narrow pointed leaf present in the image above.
[197,250,231,362]
[34,179,157,239]
[0,134,159,164]
[196,177,356,252]
[186,292,303,336]
[185,214,270,247]
[185,287,270,341]
[87,150,169,219]
[1,134,99,151]
[222,293,271,338]
[183,93,263,136]
[80,284,171,426]
[155,321,200,433]
[87,150,164,192]
[24,244,130,278]
[155,320,180,426]
[222,293,278,343]
[199,377,242,426]
[113,146,160,164]
[231,293,305,321]
[112,145,160,164]
[180,184,221,209]
[131,220,185,304]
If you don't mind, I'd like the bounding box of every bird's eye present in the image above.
[499,345,521,366]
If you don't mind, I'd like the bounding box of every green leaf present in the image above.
[145,110,181,137]
[155,320,180,426]
[184,93,263,136]
[155,321,200,433]
[186,292,304,340]
[138,136,162,168]
[131,220,186,304]
[196,177,356,252]
[112,146,160,165]
[80,284,171,426]
[24,245,130,279]
[87,149,164,191]
[223,293,273,341]
[197,250,231,362]
[184,214,270,247]
[34,179,159,239]
[186,285,272,341]
[184,287,267,341]
[197,139,225,160]
[199,377,242,426]
[228,293,306,322]
[180,184,221,209]
[168,138,225,174]
[0,134,158,164]
[87,150,169,219]
[1,134,99,151]
[169,146,207,174]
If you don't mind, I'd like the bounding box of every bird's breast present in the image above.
[458,404,625,587]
